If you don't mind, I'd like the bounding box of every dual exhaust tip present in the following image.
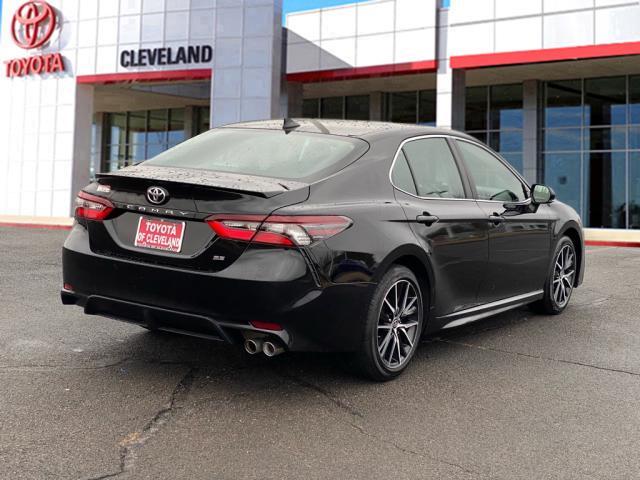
[244,338,285,357]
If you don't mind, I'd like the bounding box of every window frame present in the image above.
[388,134,474,201]
[452,137,531,203]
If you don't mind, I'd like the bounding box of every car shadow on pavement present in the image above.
[88,304,539,387]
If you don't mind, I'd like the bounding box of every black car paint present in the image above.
[62,120,585,352]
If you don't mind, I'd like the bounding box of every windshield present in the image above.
[143,128,369,182]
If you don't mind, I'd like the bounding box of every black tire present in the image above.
[531,236,577,315]
[353,265,425,381]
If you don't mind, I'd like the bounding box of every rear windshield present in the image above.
[143,128,369,182]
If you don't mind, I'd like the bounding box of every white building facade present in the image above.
[2,0,640,230]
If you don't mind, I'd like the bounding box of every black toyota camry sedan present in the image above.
[62,119,584,380]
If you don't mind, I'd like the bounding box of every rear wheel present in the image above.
[353,266,424,381]
[532,236,577,315]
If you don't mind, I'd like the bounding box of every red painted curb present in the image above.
[0,222,72,230]
[585,240,640,248]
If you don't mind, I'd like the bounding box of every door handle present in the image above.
[489,213,504,225]
[416,213,439,226]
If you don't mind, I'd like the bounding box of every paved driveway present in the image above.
[1,226,639,479]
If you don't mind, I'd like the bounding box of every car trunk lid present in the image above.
[83,166,309,272]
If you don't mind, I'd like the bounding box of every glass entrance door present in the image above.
[543,76,640,229]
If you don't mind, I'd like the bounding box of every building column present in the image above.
[522,80,540,185]
[284,81,303,117]
[71,84,94,215]
[184,106,196,138]
[211,1,283,127]
[435,7,465,130]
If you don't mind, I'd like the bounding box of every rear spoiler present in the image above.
[96,165,307,198]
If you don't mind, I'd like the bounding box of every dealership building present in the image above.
[1,0,640,232]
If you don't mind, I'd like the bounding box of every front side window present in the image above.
[399,138,466,199]
[456,140,526,202]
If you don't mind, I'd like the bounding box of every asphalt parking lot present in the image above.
[1,226,639,480]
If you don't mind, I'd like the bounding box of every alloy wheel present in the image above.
[377,279,421,370]
[553,244,576,308]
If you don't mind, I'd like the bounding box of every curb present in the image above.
[0,216,74,230]
[585,240,640,248]
[0,222,72,230]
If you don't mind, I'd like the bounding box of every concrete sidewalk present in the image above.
[0,215,74,229]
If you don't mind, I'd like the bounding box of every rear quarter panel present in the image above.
[270,136,429,291]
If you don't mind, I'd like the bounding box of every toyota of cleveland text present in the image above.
[61,119,585,381]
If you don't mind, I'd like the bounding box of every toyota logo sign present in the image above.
[11,1,57,50]
[147,186,169,205]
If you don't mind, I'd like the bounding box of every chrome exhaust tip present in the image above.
[244,338,263,355]
[262,340,285,357]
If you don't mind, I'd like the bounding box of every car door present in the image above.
[453,139,552,304]
[391,136,489,317]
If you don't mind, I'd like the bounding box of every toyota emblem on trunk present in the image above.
[147,186,169,205]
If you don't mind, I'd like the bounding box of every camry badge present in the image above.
[146,186,169,205]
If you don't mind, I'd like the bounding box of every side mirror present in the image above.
[531,184,555,204]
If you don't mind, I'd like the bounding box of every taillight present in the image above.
[206,214,352,247]
[74,191,114,221]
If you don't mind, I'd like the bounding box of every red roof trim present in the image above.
[76,69,212,85]
[286,60,437,83]
[586,240,640,248]
[450,42,640,69]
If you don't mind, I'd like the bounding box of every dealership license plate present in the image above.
[134,217,186,253]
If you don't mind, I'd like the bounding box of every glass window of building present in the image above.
[544,153,582,218]
[388,91,418,124]
[418,90,436,125]
[196,107,211,135]
[585,152,626,229]
[545,80,582,128]
[629,153,640,229]
[321,97,343,119]
[302,99,320,118]
[629,77,640,125]
[465,84,523,172]
[345,95,370,120]
[543,76,640,229]
[584,77,626,126]
[168,109,186,147]
[385,90,436,126]
[302,95,371,120]
[100,107,206,173]
[465,86,488,132]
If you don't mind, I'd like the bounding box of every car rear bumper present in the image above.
[62,226,374,352]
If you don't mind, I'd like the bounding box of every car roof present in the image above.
[221,119,477,142]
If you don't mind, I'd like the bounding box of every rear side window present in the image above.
[400,138,466,199]
[144,128,369,182]
[391,150,417,195]
[455,140,526,202]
